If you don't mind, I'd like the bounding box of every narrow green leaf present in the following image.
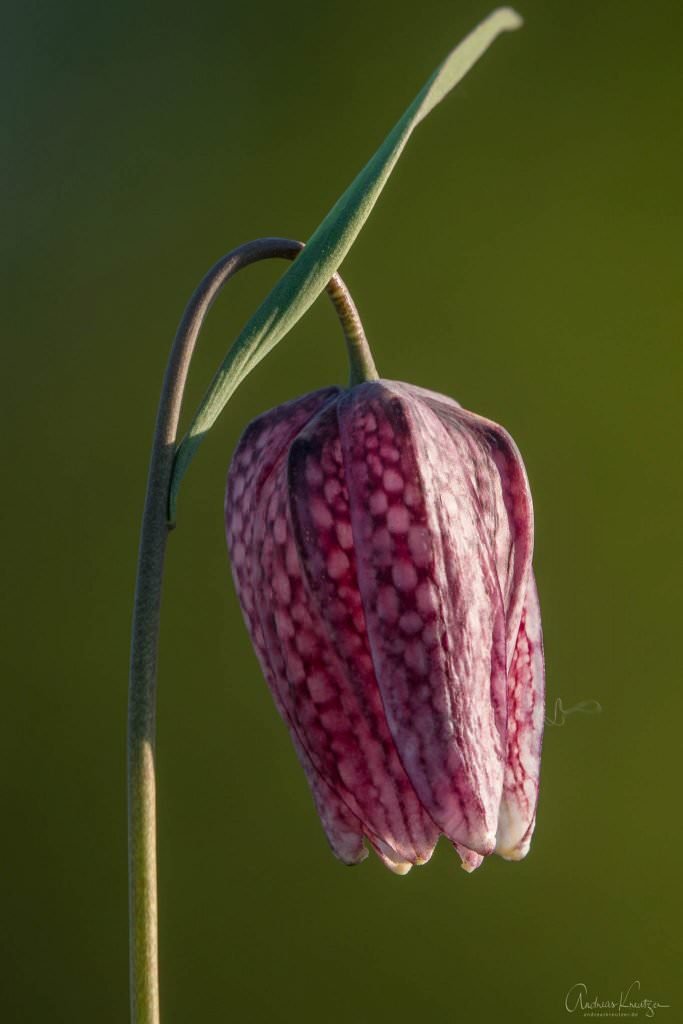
[170,7,522,517]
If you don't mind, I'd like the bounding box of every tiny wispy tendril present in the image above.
[545,698,603,727]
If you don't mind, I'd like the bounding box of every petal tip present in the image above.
[495,837,532,862]
[372,838,414,875]
[339,847,370,867]
[386,861,413,876]
[454,842,485,873]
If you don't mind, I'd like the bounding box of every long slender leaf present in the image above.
[170,7,522,516]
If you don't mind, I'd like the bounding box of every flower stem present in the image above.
[128,238,371,1023]
[324,273,378,386]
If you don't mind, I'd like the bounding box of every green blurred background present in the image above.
[3,0,681,1020]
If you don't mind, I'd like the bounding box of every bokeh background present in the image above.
[3,0,681,1020]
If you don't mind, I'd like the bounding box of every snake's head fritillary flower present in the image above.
[225,380,544,873]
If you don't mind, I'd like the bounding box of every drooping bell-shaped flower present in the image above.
[225,380,544,873]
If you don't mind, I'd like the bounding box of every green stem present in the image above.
[128,238,372,1023]
[324,273,378,386]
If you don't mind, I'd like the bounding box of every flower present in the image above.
[225,380,544,873]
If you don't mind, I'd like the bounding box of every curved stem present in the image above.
[128,238,372,1023]
[324,273,378,386]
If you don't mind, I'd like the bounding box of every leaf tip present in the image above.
[492,7,524,32]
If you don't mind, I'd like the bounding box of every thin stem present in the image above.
[325,273,378,386]
[128,238,372,1024]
